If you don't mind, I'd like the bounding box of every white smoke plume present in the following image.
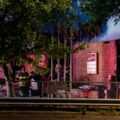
[91,17,120,42]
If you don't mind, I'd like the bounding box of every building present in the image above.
[72,39,120,98]
[73,40,117,83]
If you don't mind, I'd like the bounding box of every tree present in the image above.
[0,0,76,96]
[0,0,88,97]
[78,0,120,25]
[0,0,74,64]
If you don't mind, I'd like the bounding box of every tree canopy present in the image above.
[79,0,120,25]
[0,0,76,65]
[0,0,87,97]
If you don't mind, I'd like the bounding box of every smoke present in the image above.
[91,17,120,42]
[76,0,80,7]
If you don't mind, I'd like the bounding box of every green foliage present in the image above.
[78,0,120,25]
[76,106,87,115]
[36,67,50,76]
[1,0,87,96]
[0,0,87,74]
[95,107,119,116]
[98,109,107,115]
[48,43,70,59]
[0,0,76,65]
[112,109,119,116]
[72,42,88,53]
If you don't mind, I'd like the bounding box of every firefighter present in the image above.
[16,65,29,97]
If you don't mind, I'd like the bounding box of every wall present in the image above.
[73,40,117,83]
[102,41,117,82]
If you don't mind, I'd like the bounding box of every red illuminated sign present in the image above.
[27,53,47,68]
[38,54,47,68]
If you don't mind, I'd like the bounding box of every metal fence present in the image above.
[0,80,120,99]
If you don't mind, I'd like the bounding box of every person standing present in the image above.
[110,72,117,98]
[16,65,29,97]
[29,71,39,97]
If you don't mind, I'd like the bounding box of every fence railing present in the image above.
[0,80,120,99]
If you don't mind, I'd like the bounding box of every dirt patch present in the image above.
[0,111,120,120]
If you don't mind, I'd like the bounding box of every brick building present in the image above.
[73,40,117,83]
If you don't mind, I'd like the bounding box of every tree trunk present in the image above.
[70,27,73,89]
[3,63,16,97]
[64,28,67,82]
[57,24,60,81]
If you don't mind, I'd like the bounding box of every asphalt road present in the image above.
[0,111,120,120]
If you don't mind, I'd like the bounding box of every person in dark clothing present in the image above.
[29,72,42,97]
[53,71,57,81]
[66,68,70,88]
[15,65,29,97]
[110,72,117,98]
